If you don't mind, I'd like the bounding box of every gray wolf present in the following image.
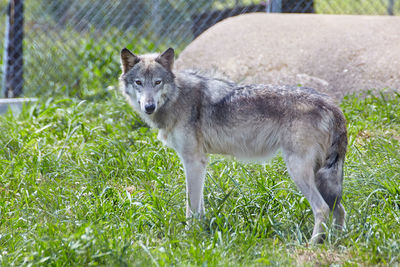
[119,47,347,243]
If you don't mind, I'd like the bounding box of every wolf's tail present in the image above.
[316,115,348,210]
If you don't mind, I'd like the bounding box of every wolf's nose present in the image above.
[144,103,156,114]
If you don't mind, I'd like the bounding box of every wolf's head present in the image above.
[119,48,176,115]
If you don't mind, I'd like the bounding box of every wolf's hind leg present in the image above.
[283,152,330,244]
[333,203,346,229]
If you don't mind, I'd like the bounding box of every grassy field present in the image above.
[0,88,399,266]
[315,0,400,15]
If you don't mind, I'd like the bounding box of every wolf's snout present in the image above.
[144,103,156,114]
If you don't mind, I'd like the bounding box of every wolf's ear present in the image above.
[156,48,174,71]
[120,48,140,73]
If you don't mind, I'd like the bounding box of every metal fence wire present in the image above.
[0,0,399,98]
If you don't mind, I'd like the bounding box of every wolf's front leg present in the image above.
[181,153,209,219]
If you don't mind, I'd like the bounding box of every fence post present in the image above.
[267,0,282,13]
[388,0,394,15]
[151,0,161,38]
[2,0,24,98]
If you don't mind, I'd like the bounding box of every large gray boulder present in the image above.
[176,14,400,100]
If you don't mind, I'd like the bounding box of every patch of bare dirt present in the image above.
[176,14,400,101]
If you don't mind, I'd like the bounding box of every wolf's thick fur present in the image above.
[119,48,348,243]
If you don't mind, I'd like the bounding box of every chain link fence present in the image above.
[0,0,399,99]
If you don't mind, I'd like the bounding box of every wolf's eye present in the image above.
[155,80,162,85]
[135,80,142,86]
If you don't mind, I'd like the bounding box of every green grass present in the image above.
[215,0,400,15]
[315,0,400,15]
[0,89,399,266]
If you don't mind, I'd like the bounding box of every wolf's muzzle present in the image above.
[144,103,156,114]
